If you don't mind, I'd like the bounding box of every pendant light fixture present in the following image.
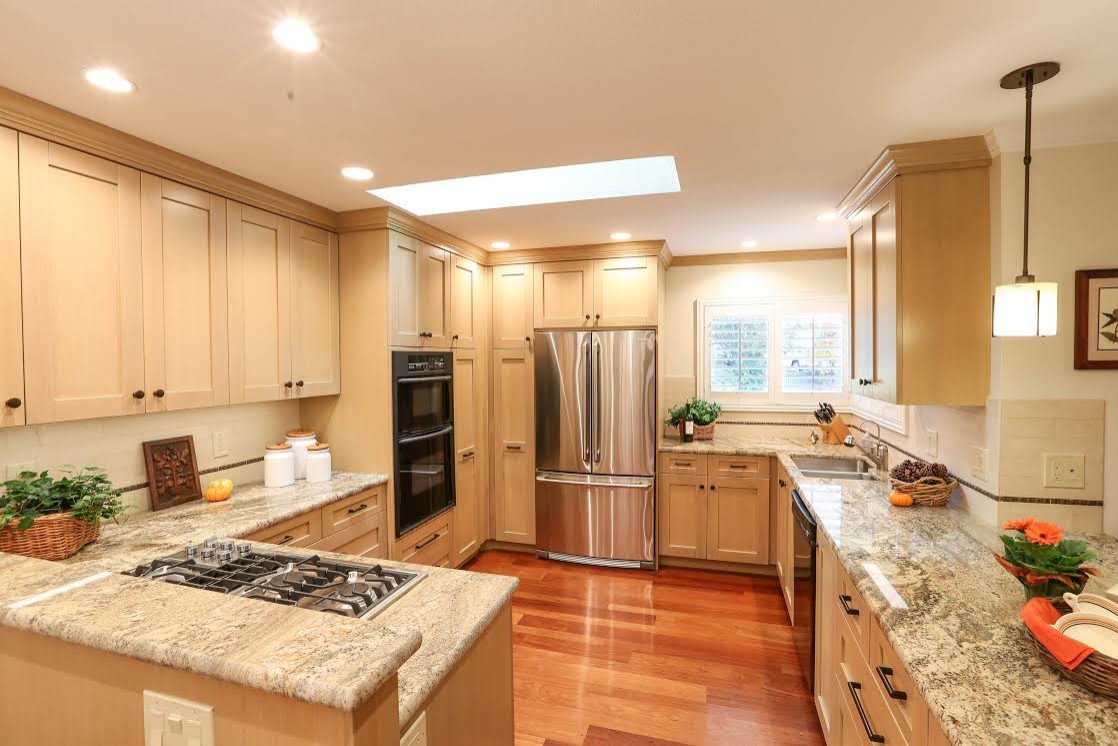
[992,62,1060,337]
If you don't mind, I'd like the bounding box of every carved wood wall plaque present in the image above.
[142,435,203,511]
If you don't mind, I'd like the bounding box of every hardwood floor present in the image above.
[465,550,825,746]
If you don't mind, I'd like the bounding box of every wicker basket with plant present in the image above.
[0,466,124,560]
[994,517,1098,600]
[665,396,722,440]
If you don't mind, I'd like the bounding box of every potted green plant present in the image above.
[0,466,125,560]
[665,396,722,440]
[993,517,1099,600]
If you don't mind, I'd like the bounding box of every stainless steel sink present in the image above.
[791,456,880,481]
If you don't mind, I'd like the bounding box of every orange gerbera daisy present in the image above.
[1025,520,1064,546]
[1002,517,1036,532]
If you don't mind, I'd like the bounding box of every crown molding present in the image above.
[487,239,670,266]
[335,206,490,264]
[837,135,994,218]
[0,86,338,229]
[670,247,846,267]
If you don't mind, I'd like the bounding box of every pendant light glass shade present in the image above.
[992,280,1057,337]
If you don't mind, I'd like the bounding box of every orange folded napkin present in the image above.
[1021,597,1096,670]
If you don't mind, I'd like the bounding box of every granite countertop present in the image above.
[0,472,518,721]
[661,436,1118,746]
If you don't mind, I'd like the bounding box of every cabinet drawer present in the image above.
[308,511,388,559]
[869,617,927,746]
[320,485,385,537]
[836,564,873,661]
[837,620,903,746]
[397,516,453,567]
[658,452,707,475]
[708,454,769,479]
[244,511,322,548]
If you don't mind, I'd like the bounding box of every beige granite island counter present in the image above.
[661,435,1118,746]
[0,472,517,745]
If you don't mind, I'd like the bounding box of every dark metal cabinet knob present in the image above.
[4,397,20,409]
[452,334,459,340]
[525,336,531,342]
[296,380,304,387]
[699,484,705,490]
[132,390,145,399]
[595,313,601,320]
[585,314,590,320]
[153,389,165,398]
[284,381,294,389]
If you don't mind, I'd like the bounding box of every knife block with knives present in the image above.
[813,403,851,445]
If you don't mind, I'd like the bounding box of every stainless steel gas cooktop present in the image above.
[124,539,425,620]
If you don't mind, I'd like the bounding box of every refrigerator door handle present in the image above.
[581,338,592,465]
[593,338,603,464]
[535,471,654,489]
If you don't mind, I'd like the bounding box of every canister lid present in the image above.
[285,428,316,438]
[265,442,293,451]
[308,443,330,451]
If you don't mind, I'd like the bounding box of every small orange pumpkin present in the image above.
[888,492,914,507]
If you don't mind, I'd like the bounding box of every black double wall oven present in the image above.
[392,351,455,536]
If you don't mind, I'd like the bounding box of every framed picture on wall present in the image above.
[1075,268,1118,370]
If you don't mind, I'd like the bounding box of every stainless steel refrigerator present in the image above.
[534,329,657,569]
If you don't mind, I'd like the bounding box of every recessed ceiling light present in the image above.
[816,212,837,222]
[610,232,632,241]
[367,156,680,216]
[84,67,134,93]
[490,241,511,250]
[341,166,374,181]
[273,19,321,54]
[741,240,759,249]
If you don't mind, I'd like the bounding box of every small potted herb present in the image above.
[0,466,125,560]
[665,396,722,440]
[993,517,1099,600]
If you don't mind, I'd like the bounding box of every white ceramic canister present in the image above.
[285,428,318,480]
[305,443,332,484]
[264,442,295,488]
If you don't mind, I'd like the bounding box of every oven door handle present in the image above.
[397,425,454,445]
[397,375,452,384]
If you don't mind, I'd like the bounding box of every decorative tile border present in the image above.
[118,456,265,494]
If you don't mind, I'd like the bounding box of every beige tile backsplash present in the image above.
[997,398,1105,501]
[0,401,299,514]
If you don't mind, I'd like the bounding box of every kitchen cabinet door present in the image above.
[707,477,770,564]
[140,176,229,413]
[452,349,481,565]
[593,256,657,327]
[814,539,839,743]
[419,241,451,347]
[450,253,480,348]
[290,221,340,397]
[492,263,533,348]
[0,127,22,428]
[658,475,707,559]
[227,202,292,403]
[389,230,422,347]
[493,348,535,544]
[870,182,898,404]
[849,208,874,395]
[19,135,145,424]
[534,260,593,328]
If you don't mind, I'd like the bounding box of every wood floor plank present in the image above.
[466,550,825,746]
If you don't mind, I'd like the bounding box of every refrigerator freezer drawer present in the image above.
[535,471,655,566]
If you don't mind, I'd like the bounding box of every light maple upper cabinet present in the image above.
[19,134,145,424]
[290,221,340,397]
[534,260,593,328]
[452,349,481,565]
[419,241,451,347]
[389,230,451,347]
[0,127,22,428]
[227,202,292,404]
[593,256,657,327]
[493,348,535,544]
[450,254,481,348]
[492,263,533,348]
[842,136,992,406]
[140,175,229,413]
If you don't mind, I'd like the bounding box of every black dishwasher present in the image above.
[791,488,817,690]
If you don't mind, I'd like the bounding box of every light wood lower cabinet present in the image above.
[245,510,323,548]
[0,126,22,428]
[774,462,795,618]
[396,514,453,567]
[493,349,535,544]
[247,486,389,560]
[308,511,388,558]
[452,349,482,566]
[658,475,707,558]
[707,477,770,564]
[320,486,385,536]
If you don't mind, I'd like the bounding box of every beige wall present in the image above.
[0,401,299,514]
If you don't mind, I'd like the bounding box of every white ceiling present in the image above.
[2,0,1117,255]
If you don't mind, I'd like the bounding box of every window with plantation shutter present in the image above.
[781,313,843,393]
[709,312,769,394]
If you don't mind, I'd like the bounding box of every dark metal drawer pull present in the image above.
[277,535,295,545]
[4,397,20,409]
[346,503,369,515]
[839,594,860,616]
[876,666,907,700]
[415,532,440,550]
[848,682,886,743]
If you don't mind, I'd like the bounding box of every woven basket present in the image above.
[0,512,101,560]
[889,475,957,507]
[679,421,716,441]
[1024,601,1118,702]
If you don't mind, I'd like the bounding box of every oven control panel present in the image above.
[405,354,448,373]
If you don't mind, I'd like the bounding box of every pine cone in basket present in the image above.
[890,459,949,484]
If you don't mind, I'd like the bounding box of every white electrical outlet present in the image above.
[926,430,939,458]
[6,462,35,480]
[971,447,988,480]
[143,691,214,746]
[212,431,229,458]
[1043,453,1085,489]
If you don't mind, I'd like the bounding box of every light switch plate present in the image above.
[925,430,939,458]
[1043,453,1085,489]
[970,447,988,481]
[143,691,214,746]
[212,431,229,458]
[6,462,35,480]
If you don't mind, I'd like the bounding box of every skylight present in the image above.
[367,156,680,216]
